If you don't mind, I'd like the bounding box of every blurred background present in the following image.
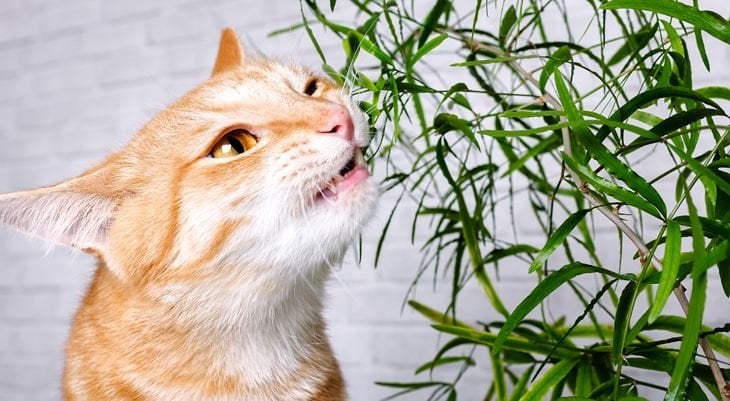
[0,1,728,400]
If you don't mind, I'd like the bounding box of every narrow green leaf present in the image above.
[528,210,590,273]
[499,5,517,46]
[500,110,563,119]
[539,45,571,91]
[649,221,681,323]
[328,0,336,11]
[671,144,730,196]
[414,356,474,375]
[619,108,725,156]
[595,86,723,143]
[602,0,730,44]
[434,324,581,359]
[673,215,730,240]
[720,257,730,297]
[451,55,540,67]
[483,244,540,265]
[695,30,711,71]
[504,136,560,177]
[435,140,507,316]
[666,189,707,401]
[348,31,392,64]
[322,64,344,85]
[696,86,730,101]
[613,281,637,365]
[554,71,667,217]
[408,300,471,328]
[574,360,592,397]
[409,33,448,69]
[493,263,614,356]
[518,358,581,401]
[665,271,707,401]
[481,121,572,137]
[492,352,507,401]
[299,2,327,64]
[508,366,536,401]
[562,152,663,219]
[418,0,449,48]
[694,240,729,277]
[357,72,377,92]
[434,113,480,148]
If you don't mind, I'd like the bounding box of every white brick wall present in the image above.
[0,1,728,401]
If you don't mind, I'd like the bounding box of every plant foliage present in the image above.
[288,0,730,400]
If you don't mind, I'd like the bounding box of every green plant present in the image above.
[289,1,730,400]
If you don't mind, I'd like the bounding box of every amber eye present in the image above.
[304,78,319,96]
[209,129,258,158]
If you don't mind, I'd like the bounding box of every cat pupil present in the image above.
[304,79,318,96]
[228,136,245,154]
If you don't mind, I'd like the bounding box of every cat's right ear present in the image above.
[0,164,119,256]
[211,27,244,76]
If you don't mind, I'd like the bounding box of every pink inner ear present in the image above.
[0,189,116,251]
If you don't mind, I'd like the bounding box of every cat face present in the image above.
[0,29,377,291]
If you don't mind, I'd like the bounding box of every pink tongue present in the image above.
[319,165,369,202]
[335,166,369,192]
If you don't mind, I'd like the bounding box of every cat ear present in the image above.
[212,27,245,76]
[0,165,118,253]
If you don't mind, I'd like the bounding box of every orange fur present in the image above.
[0,28,376,400]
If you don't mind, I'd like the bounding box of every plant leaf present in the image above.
[665,188,707,401]
[539,45,572,91]
[434,324,581,359]
[601,0,730,44]
[493,262,628,356]
[671,144,730,196]
[499,5,517,47]
[418,0,450,48]
[649,221,681,323]
[408,300,471,328]
[528,210,590,273]
[518,358,581,401]
[409,33,448,69]
[612,281,637,365]
[562,152,663,219]
[553,70,667,217]
[595,86,723,143]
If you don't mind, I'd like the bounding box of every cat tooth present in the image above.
[332,175,344,184]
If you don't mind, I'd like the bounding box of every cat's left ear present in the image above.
[212,27,245,76]
[0,163,119,254]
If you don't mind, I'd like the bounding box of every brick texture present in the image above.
[0,1,728,401]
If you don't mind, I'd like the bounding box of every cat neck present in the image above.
[80,260,337,385]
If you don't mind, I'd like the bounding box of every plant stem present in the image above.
[467,39,729,400]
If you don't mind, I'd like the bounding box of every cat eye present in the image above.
[304,79,319,96]
[209,129,258,158]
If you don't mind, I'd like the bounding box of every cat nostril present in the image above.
[319,108,354,141]
[322,125,341,135]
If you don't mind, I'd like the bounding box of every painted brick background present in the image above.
[0,1,728,400]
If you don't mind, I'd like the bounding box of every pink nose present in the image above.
[318,107,354,141]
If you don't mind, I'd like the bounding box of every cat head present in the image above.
[0,28,377,289]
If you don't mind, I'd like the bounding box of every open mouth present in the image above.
[338,156,357,177]
[319,149,369,201]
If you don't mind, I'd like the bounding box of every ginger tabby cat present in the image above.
[0,28,376,400]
